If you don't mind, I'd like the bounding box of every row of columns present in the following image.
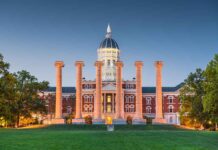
[54,60,164,120]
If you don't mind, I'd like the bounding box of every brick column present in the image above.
[75,61,84,119]
[155,61,163,119]
[94,61,103,119]
[135,61,143,119]
[55,61,64,119]
[115,61,123,119]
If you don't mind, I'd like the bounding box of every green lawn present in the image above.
[0,125,217,150]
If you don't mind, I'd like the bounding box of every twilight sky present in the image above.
[0,0,218,87]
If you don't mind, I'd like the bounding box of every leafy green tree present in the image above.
[13,70,49,127]
[0,53,49,127]
[0,53,16,127]
[203,54,218,127]
[0,53,9,76]
[179,68,209,127]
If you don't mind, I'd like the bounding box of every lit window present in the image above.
[107,95,111,103]
[107,105,111,113]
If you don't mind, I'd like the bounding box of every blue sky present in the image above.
[0,0,217,86]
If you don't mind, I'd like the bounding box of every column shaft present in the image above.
[94,61,103,119]
[116,61,123,119]
[155,61,163,119]
[135,61,143,119]
[55,61,64,119]
[75,61,84,119]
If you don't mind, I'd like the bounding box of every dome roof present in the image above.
[99,38,119,49]
[99,24,119,49]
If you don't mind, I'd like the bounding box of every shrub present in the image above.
[146,117,152,125]
[65,115,73,125]
[84,115,92,125]
[126,116,132,125]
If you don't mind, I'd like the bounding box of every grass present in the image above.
[0,125,217,150]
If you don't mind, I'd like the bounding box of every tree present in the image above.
[0,53,16,127]
[13,70,49,127]
[203,54,218,127]
[179,68,209,127]
[0,53,49,127]
[0,53,9,76]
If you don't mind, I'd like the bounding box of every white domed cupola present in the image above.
[97,24,120,81]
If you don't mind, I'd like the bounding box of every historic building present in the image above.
[43,25,182,125]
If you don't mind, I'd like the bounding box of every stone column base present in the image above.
[72,118,85,124]
[113,119,126,124]
[93,119,105,124]
[132,119,146,124]
[152,118,167,124]
[50,118,65,124]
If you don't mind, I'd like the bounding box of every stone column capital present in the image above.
[135,61,143,67]
[95,61,103,67]
[75,61,85,67]
[115,61,124,67]
[55,61,64,68]
[155,61,163,68]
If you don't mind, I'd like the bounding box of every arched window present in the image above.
[125,95,129,103]
[146,106,152,114]
[146,97,151,105]
[168,105,174,113]
[125,95,135,112]
[84,95,88,103]
[168,96,173,104]
[84,104,93,112]
[89,95,93,103]
[130,95,134,103]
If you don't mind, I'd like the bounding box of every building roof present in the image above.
[142,83,183,93]
[44,87,76,93]
[45,83,183,94]
[99,24,119,49]
[99,38,119,49]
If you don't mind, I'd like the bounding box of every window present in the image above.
[84,104,93,112]
[130,95,134,103]
[168,105,173,113]
[107,105,111,113]
[168,96,173,104]
[146,97,151,105]
[146,106,151,113]
[125,95,135,112]
[125,95,129,103]
[113,60,115,65]
[107,60,110,66]
[126,84,134,89]
[125,104,135,112]
[107,95,111,103]
[83,95,94,112]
